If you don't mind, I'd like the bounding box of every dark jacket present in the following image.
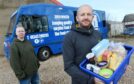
[10,38,40,80]
[62,25,101,84]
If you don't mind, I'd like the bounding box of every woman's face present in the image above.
[16,27,25,39]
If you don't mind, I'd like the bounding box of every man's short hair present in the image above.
[77,4,93,16]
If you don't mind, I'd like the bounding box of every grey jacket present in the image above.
[62,25,101,84]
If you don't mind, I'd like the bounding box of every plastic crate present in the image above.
[79,45,134,84]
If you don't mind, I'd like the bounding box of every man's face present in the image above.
[16,27,25,39]
[76,6,94,28]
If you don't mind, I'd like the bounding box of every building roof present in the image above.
[123,13,134,22]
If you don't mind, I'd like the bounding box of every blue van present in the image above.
[4,3,108,61]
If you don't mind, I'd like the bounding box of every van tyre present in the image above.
[38,47,50,61]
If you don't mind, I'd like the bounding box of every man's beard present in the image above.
[79,19,91,28]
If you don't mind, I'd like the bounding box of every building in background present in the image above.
[108,21,124,37]
[122,14,134,35]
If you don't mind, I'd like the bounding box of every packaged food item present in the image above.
[86,64,100,74]
[109,42,126,58]
[86,53,96,64]
[97,61,108,68]
[99,68,113,78]
[108,53,123,71]
[96,55,102,62]
[92,39,109,57]
[102,50,112,62]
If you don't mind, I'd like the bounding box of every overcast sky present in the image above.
[59,0,134,22]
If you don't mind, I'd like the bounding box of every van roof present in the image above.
[11,3,77,16]
[10,3,105,20]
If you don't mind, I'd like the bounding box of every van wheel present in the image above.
[38,47,51,61]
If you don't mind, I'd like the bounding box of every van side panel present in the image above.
[47,6,75,54]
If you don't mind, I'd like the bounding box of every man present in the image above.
[10,25,40,84]
[62,4,101,84]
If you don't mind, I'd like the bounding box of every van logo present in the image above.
[34,39,40,44]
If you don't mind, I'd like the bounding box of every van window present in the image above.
[73,11,77,24]
[7,14,17,35]
[92,15,99,30]
[19,15,48,33]
[73,11,79,27]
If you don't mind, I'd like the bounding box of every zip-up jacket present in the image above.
[63,25,101,84]
[10,38,40,80]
